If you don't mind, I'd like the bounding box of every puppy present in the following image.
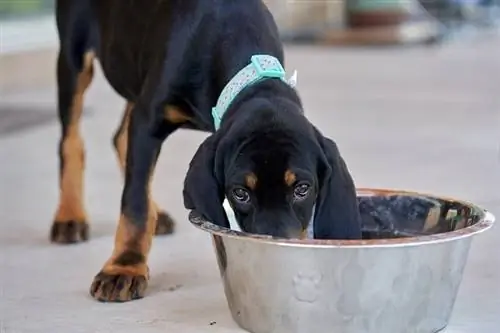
[53,0,362,303]
[183,82,362,239]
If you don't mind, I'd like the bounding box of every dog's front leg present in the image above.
[90,104,169,302]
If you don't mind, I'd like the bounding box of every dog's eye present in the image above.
[293,182,310,200]
[232,187,250,203]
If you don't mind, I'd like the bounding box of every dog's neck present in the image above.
[212,55,298,131]
[219,78,304,132]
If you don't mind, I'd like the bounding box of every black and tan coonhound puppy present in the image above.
[52,0,362,302]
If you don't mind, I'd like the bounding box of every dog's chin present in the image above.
[279,230,307,240]
[299,229,309,240]
[231,214,307,239]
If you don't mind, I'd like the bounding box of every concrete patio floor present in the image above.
[1,39,499,333]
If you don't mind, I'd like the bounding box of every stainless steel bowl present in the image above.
[189,188,495,333]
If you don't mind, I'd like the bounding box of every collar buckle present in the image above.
[250,54,286,79]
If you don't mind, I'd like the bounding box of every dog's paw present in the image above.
[155,211,175,235]
[50,221,89,244]
[90,266,149,302]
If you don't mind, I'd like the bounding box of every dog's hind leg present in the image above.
[112,102,176,235]
[51,49,95,244]
[51,0,96,244]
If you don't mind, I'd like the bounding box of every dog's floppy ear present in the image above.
[313,130,362,240]
[183,134,230,228]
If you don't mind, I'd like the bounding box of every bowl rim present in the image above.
[188,187,495,248]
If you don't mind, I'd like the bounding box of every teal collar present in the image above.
[212,54,297,130]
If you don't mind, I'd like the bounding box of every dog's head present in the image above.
[183,95,361,240]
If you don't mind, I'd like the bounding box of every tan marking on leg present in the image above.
[164,105,191,124]
[113,104,165,223]
[113,102,133,176]
[103,213,156,277]
[103,171,158,275]
[245,173,258,190]
[284,169,297,187]
[54,51,95,223]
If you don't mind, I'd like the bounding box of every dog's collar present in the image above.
[212,54,298,130]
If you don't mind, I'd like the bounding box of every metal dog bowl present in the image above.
[189,188,495,333]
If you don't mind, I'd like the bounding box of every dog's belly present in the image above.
[91,0,173,102]
[95,35,166,102]
[96,52,144,102]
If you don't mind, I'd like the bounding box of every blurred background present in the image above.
[1,1,499,332]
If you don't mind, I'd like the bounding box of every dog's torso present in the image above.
[64,0,285,131]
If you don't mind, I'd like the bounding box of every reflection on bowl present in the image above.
[189,188,495,333]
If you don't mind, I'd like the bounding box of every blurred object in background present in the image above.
[264,0,346,31]
[421,0,500,27]
[264,0,499,46]
[0,0,56,54]
[1,0,497,49]
[265,0,444,45]
[0,0,56,93]
[0,0,53,21]
[420,0,500,40]
[346,0,414,28]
